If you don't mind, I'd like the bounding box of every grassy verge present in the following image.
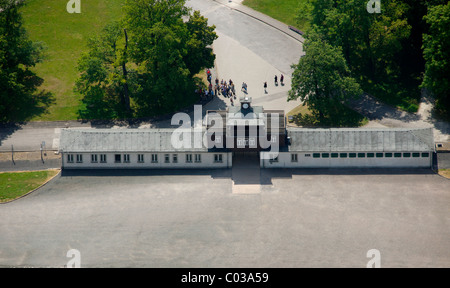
[287,104,368,128]
[438,169,450,179]
[242,0,307,30]
[0,170,60,203]
[21,0,124,121]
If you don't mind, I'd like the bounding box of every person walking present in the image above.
[280,74,284,86]
[274,75,278,86]
[264,82,268,94]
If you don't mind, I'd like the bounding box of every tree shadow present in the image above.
[291,105,367,128]
[13,90,56,122]
[0,122,23,147]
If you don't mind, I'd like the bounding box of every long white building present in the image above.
[59,128,232,170]
[261,127,435,168]
[59,126,435,170]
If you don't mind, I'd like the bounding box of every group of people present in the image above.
[264,74,284,94]
[200,69,286,105]
[215,78,236,99]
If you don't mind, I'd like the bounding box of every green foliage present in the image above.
[0,0,53,122]
[75,21,134,120]
[422,2,450,117]
[288,33,362,125]
[300,0,420,112]
[75,0,218,119]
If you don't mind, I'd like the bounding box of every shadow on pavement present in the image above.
[60,167,438,188]
[0,123,23,147]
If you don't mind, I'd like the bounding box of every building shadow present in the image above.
[60,168,232,179]
[60,167,437,188]
[260,167,437,185]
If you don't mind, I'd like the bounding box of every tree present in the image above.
[75,0,218,119]
[422,2,450,116]
[0,0,48,122]
[123,0,217,116]
[75,21,134,120]
[288,33,362,125]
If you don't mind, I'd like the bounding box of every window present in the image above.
[412,153,420,158]
[403,153,411,158]
[100,154,107,163]
[195,154,202,163]
[358,153,365,158]
[422,152,430,158]
[173,154,178,163]
[305,154,311,157]
[152,154,158,163]
[124,154,130,163]
[349,153,357,158]
[331,153,338,158]
[376,153,384,158]
[322,153,329,158]
[385,153,392,158]
[214,154,223,163]
[313,153,320,158]
[340,153,348,158]
[291,154,298,162]
[164,154,170,163]
[91,154,98,163]
[138,154,145,163]
[394,153,402,158]
[215,135,222,144]
[367,153,375,158]
[76,154,83,163]
[186,154,193,163]
[270,155,279,163]
[115,154,121,163]
[271,136,277,143]
[67,154,74,163]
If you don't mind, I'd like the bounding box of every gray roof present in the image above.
[59,128,208,153]
[287,128,435,152]
[60,127,435,153]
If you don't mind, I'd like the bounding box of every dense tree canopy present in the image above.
[0,0,48,122]
[295,0,449,115]
[288,33,362,125]
[76,0,218,120]
[422,2,450,116]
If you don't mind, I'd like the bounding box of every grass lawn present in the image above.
[21,0,124,121]
[0,170,60,203]
[243,0,307,30]
[438,169,450,179]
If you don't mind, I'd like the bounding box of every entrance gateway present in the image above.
[206,96,286,166]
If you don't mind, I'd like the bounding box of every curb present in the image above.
[210,0,304,44]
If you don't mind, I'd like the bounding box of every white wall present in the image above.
[261,152,432,168]
[62,152,232,169]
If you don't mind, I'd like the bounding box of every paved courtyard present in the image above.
[0,168,448,268]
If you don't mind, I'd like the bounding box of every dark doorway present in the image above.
[232,151,260,185]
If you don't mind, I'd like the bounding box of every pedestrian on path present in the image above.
[242,82,247,94]
[274,75,278,86]
[264,82,267,94]
[280,74,284,86]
